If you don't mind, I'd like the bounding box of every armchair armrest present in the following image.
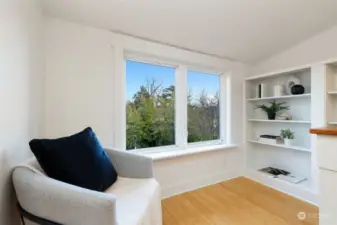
[12,166,116,225]
[104,148,154,179]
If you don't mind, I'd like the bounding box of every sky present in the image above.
[126,60,220,101]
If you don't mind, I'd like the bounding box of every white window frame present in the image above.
[122,53,231,153]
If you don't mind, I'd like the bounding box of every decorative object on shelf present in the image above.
[259,167,306,184]
[277,111,292,120]
[286,76,300,95]
[280,129,295,146]
[258,167,290,178]
[256,83,266,98]
[259,135,281,144]
[255,100,289,120]
[273,81,284,97]
[291,84,305,95]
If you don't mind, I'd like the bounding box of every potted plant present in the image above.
[256,100,289,120]
[280,129,295,146]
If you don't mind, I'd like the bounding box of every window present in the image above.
[125,59,228,151]
[126,60,175,150]
[187,71,220,143]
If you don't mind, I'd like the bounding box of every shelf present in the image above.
[246,94,311,101]
[327,91,337,94]
[248,140,311,152]
[246,169,314,193]
[328,122,337,125]
[248,119,311,124]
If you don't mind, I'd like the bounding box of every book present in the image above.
[259,135,281,144]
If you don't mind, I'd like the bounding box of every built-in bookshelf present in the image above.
[248,119,311,124]
[247,140,310,152]
[326,62,337,125]
[244,65,319,203]
[246,93,311,102]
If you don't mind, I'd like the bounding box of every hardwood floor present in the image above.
[162,177,318,225]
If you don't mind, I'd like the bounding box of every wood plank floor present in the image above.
[162,177,318,225]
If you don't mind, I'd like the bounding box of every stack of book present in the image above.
[259,135,281,144]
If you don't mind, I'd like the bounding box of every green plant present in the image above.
[280,129,295,139]
[255,100,289,120]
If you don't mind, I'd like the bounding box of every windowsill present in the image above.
[135,144,238,161]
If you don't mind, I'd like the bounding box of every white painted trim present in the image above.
[130,140,225,154]
[124,50,179,68]
[187,140,224,147]
[219,73,227,143]
[123,56,229,152]
[161,170,241,199]
[113,45,126,149]
[186,66,226,77]
[175,65,188,148]
[243,80,248,171]
[225,73,232,144]
[139,144,238,161]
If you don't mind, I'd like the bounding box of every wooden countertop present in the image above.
[310,127,337,136]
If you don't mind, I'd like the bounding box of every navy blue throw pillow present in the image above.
[29,127,117,191]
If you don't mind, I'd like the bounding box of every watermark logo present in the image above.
[297,212,307,220]
[297,211,328,220]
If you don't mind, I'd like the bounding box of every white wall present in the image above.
[0,0,44,224]
[44,17,247,197]
[252,25,337,74]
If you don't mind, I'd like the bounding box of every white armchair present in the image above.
[12,148,162,225]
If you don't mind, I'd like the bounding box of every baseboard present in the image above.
[244,169,318,205]
[161,169,241,199]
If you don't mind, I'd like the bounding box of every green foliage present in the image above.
[255,100,289,114]
[280,129,295,139]
[126,79,219,149]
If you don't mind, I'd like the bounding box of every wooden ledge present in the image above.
[310,127,337,136]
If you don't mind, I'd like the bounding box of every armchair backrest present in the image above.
[12,159,117,225]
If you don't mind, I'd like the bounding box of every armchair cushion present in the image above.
[104,177,162,224]
[29,127,117,191]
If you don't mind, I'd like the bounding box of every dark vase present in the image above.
[291,84,305,95]
[267,112,276,120]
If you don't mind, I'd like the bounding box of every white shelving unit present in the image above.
[245,169,316,203]
[244,65,320,204]
[325,62,337,125]
[246,93,311,101]
[248,119,311,124]
[248,140,310,152]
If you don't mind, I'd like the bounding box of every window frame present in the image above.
[123,54,231,153]
[186,69,224,145]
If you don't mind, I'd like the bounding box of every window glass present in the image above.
[187,71,220,143]
[126,60,175,150]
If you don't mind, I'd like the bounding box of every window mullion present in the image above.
[175,65,188,148]
[220,73,231,144]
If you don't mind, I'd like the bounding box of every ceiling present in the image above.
[42,0,337,64]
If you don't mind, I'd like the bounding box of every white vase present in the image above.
[274,84,284,97]
[284,138,293,146]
